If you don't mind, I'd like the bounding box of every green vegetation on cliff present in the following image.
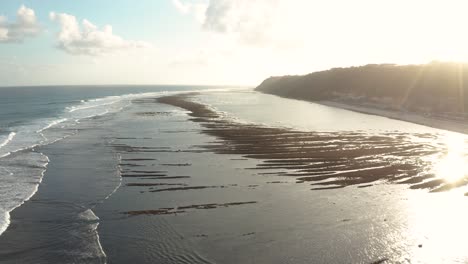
[256,62,468,115]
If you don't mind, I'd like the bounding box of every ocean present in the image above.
[1,86,468,263]
[0,85,205,236]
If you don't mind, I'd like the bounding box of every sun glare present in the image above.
[434,133,468,183]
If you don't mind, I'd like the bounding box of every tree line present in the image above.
[256,62,468,115]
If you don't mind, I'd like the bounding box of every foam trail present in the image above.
[0,132,16,149]
[37,118,68,133]
[76,209,107,263]
[67,97,120,113]
[0,152,49,236]
[0,93,138,238]
[0,87,236,238]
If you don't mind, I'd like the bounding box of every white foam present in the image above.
[0,132,15,149]
[0,94,125,237]
[37,118,68,133]
[72,209,107,263]
[103,153,123,202]
[0,151,49,236]
[67,97,120,113]
[0,124,43,158]
[0,87,234,238]
[78,209,100,222]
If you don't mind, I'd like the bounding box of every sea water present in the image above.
[0,85,215,236]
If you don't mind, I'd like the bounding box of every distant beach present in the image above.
[320,100,468,135]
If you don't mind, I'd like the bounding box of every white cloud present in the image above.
[171,0,279,44]
[198,0,468,56]
[173,0,279,45]
[172,0,191,14]
[49,12,151,56]
[172,0,207,23]
[0,5,41,43]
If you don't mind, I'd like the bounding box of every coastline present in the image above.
[3,89,468,263]
[101,92,455,263]
[316,100,468,135]
[0,113,120,263]
[155,94,461,192]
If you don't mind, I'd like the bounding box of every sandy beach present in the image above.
[320,100,468,135]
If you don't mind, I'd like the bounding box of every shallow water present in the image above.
[0,85,210,237]
[1,88,468,263]
[198,90,449,133]
[99,91,468,263]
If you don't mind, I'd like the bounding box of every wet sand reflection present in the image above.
[156,93,468,195]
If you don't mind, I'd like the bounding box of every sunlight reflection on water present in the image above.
[433,133,468,184]
[404,190,468,263]
[196,91,468,262]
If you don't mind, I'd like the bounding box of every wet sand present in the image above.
[157,93,465,193]
[123,201,257,216]
[100,92,468,263]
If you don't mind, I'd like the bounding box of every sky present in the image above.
[1,0,468,87]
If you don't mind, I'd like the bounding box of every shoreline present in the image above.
[315,100,468,135]
[156,94,464,193]
[0,111,121,263]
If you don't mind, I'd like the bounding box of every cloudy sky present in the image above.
[1,0,468,86]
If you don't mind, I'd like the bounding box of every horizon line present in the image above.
[0,83,254,89]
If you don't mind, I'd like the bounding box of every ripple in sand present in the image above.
[122,201,257,216]
[156,94,468,194]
